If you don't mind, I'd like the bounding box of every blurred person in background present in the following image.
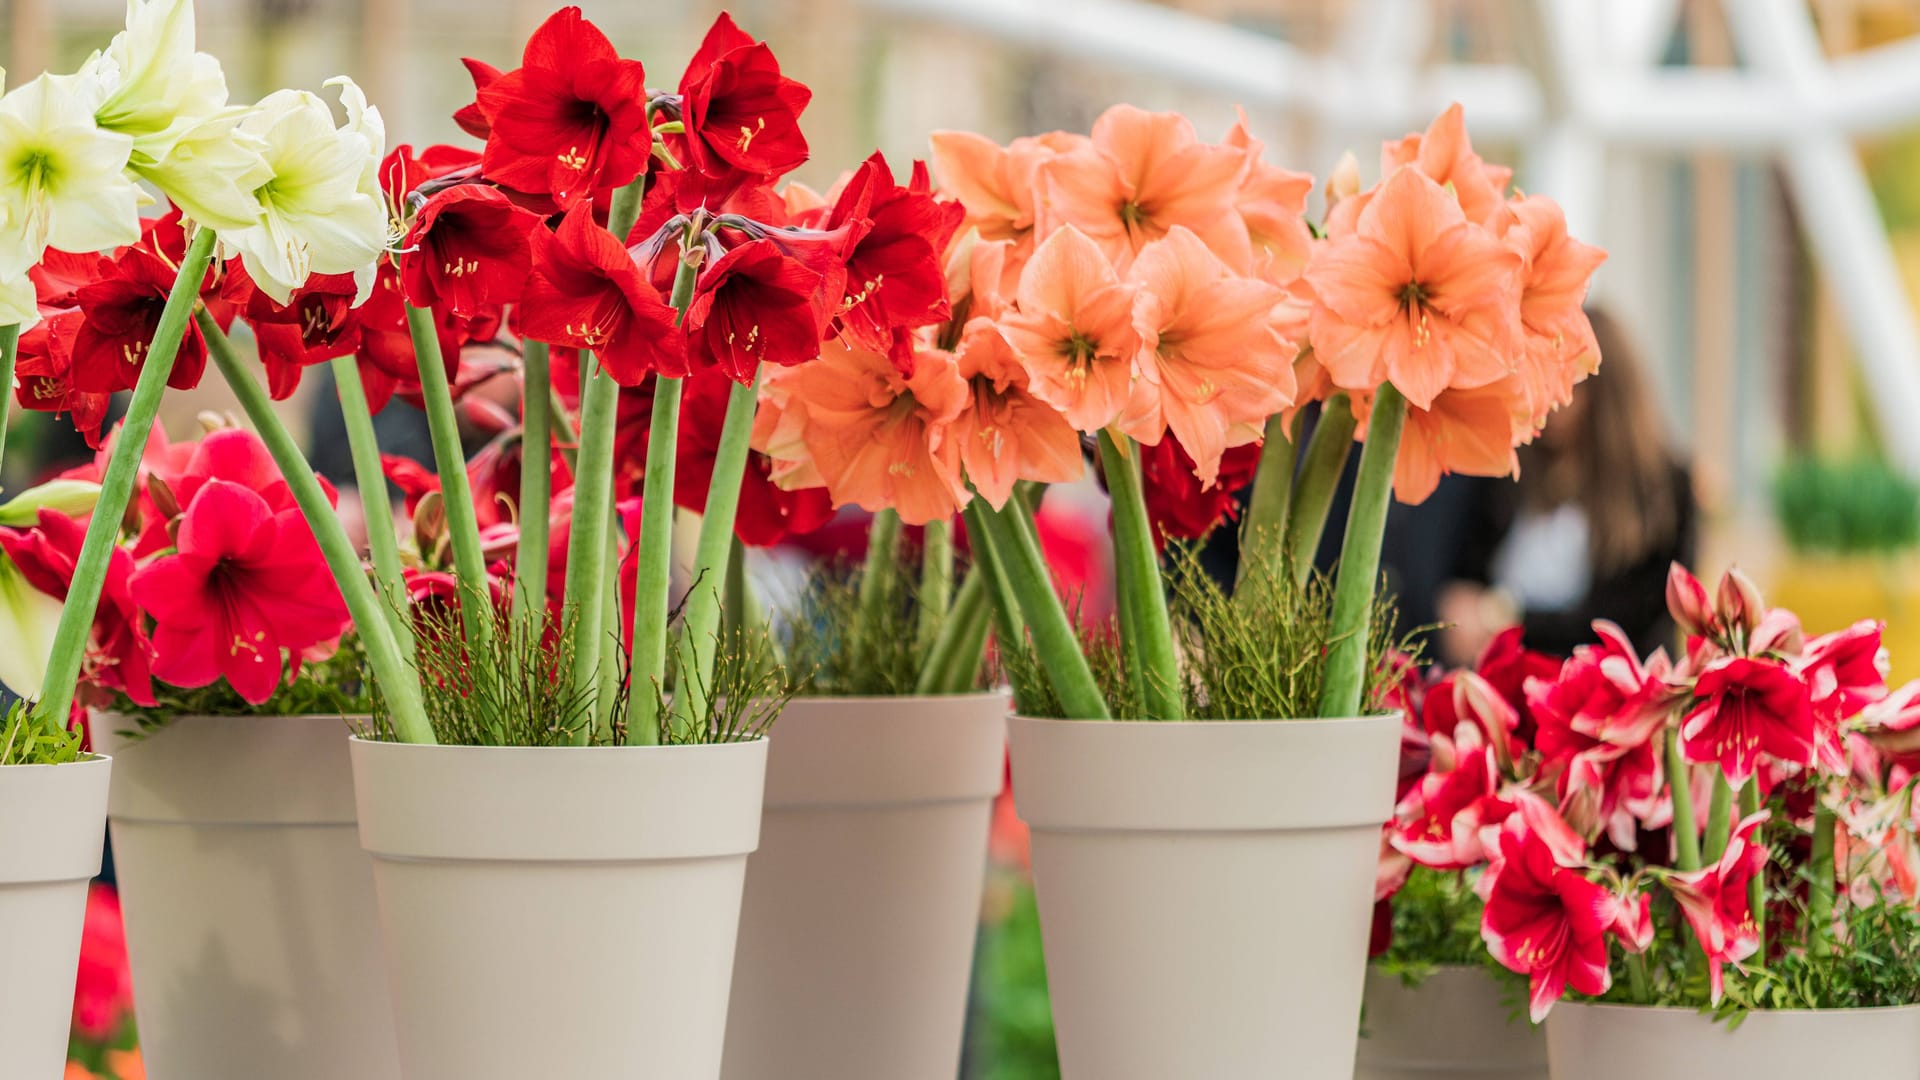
[1435,307,1695,664]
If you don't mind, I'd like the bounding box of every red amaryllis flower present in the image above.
[0,508,155,706]
[1474,626,1560,743]
[130,480,351,704]
[72,883,133,1042]
[821,154,964,361]
[1139,434,1258,547]
[1528,623,1671,847]
[1681,656,1815,787]
[1390,726,1515,871]
[401,186,544,317]
[70,245,209,394]
[522,204,685,384]
[685,238,825,381]
[1798,620,1889,771]
[1481,800,1616,1022]
[380,143,482,207]
[471,7,650,208]
[1665,811,1768,1004]
[673,369,833,546]
[678,13,811,183]
[13,313,112,446]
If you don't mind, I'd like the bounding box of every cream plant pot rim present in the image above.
[1556,1000,1920,1017]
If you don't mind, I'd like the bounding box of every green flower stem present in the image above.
[1809,800,1837,958]
[512,339,553,630]
[625,255,698,745]
[722,534,747,653]
[915,560,989,695]
[1316,385,1405,720]
[1703,772,1735,864]
[1237,410,1300,590]
[329,355,413,655]
[548,381,579,472]
[201,310,434,744]
[1742,781,1765,969]
[1626,953,1651,1004]
[1099,431,1182,720]
[1665,730,1703,872]
[560,352,620,740]
[855,509,903,663]
[406,304,494,655]
[668,368,760,739]
[0,324,18,484]
[1285,394,1357,587]
[975,494,1108,720]
[917,516,954,651]
[35,230,218,727]
[595,524,620,743]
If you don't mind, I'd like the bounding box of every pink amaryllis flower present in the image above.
[130,480,351,704]
[1665,812,1769,1004]
[1390,722,1516,871]
[1797,620,1889,771]
[1681,656,1816,788]
[1527,622,1672,847]
[1481,798,1617,1021]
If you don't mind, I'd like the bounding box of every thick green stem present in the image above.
[1626,953,1651,1004]
[0,324,18,484]
[669,369,760,738]
[1285,394,1358,587]
[202,310,434,744]
[1703,772,1735,864]
[513,339,553,630]
[856,509,903,660]
[917,516,954,652]
[975,495,1108,719]
[1809,801,1837,958]
[1742,782,1766,968]
[1316,385,1405,719]
[35,230,218,726]
[1099,431,1183,720]
[1665,729,1702,872]
[915,561,990,695]
[561,353,620,740]
[329,355,413,656]
[407,304,494,655]
[1237,410,1300,589]
[594,523,620,743]
[625,253,699,745]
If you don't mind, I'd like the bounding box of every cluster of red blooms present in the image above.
[1377,566,1920,1022]
[0,427,350,708]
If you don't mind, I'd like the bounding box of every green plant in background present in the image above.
[109,637,374,733]
[1375,867,1498,986]
[0,699,83,766]
[1773,452,1920,556]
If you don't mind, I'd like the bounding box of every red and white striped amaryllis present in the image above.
[1527,622,1674,849]
[1664,811,1769,1005]
[1481,797,1618,1023]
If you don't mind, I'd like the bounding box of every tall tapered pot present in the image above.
[0,754,111,1080]
[1355,965,1546,1079]
[722,693,1007,1080]
[94,714,399,1080]
[350,736,768,1080]
[1545,1001,1920,1078]
[1008,714,1401,1080]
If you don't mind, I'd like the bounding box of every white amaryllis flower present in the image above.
[0,267,36,330]
[81,0,271,231]
[0,554,62,701]
[219,77,387,305]
[0,70,141,278]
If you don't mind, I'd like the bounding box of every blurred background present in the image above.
[19,1,1920,1077]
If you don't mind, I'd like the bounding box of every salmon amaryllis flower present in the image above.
[521,204,686,384]
[947,317,1084,509]
[674,370,834,547]
[1038,104,1250,273]
[130,479,351,705]
[996,225,1141,433]
[1305,165,1523,411]
[1499,196,1606,425]
[1481,801,1617,1022]
[677,13,813,185]
[469,7,651,208]
[1681,656,1816,788]
[1120,225,1295,486]
[400,185,545,317]
[1664,812,1769,1004]
[1373,378,1529,505]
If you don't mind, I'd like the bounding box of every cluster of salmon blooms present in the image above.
[751,103,1605,532]
[1381,565,1920,1022]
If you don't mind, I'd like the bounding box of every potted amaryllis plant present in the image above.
[0,417,400,1080]
[747,102,1605,1076]
[1359,629,1560,1080]
[1488,565,1920,1076]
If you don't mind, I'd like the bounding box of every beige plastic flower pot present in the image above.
[1545,1000,1920,1078]
[0,754,110,1080]
[94,714,399,1080]
[721,693,1007,1080]
[1008,713,1402,1080]
[1356,965,1546,1079]
[350,736,768,1080]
